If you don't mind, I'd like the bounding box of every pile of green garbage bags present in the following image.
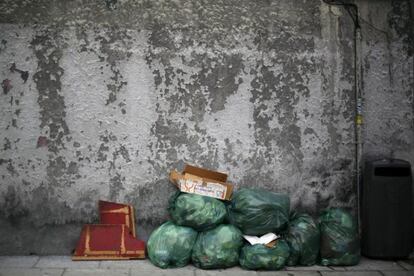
[147,188,360,270]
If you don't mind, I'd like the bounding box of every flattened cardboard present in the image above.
[72,224,145,260]
[169,164,234,200]
[99,200,136,237]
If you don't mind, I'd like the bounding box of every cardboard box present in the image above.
[169,164,234,200]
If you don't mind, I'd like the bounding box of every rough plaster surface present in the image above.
[0,0,412,254]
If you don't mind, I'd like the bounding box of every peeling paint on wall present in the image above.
[0,0,412,254]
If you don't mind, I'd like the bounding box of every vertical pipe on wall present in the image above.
[354,25,363,234]
[322,0,362,232]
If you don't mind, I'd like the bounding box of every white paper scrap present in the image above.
[243,233,279,245]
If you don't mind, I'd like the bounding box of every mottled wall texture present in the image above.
[0,0,412,254]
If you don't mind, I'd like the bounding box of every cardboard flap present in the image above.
[173,172,227,185]
[183,164,228,182]
[265,240,277,248]
[169,170,181,186]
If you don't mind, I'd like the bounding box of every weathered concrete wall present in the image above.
[360,1,413,163]
[0,0,412,254]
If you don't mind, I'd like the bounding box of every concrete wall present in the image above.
[0,0,412,254]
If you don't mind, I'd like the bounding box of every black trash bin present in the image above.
[361,159,413,259]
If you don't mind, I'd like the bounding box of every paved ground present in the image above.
[0,256,413,276]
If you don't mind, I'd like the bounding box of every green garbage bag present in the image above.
[168,192,227,231]
[191,224,243,269]
[319,208,360,266]
[147,221,198,268]
[227,188,290,235]
[286,213,320,266]
[239,240,290,270]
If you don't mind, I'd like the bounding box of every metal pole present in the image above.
[354,25,363,235]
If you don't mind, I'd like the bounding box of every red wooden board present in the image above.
[99,200,136,237]
[73,224,145,260]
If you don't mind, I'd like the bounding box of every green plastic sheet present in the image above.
[239,240,290,270]
[286,213,320,266]
[147,221,198,269]
[168,192,227,231]
[319,208,360,266]
[191,224,243,269]
[227,188,290,235]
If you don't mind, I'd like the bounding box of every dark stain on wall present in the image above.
[389,0,413,55]
[31,31,68,154]
[199,53,244,113]
[95,28,132,105]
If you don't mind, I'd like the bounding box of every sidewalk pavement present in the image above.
[0,256,413,276]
